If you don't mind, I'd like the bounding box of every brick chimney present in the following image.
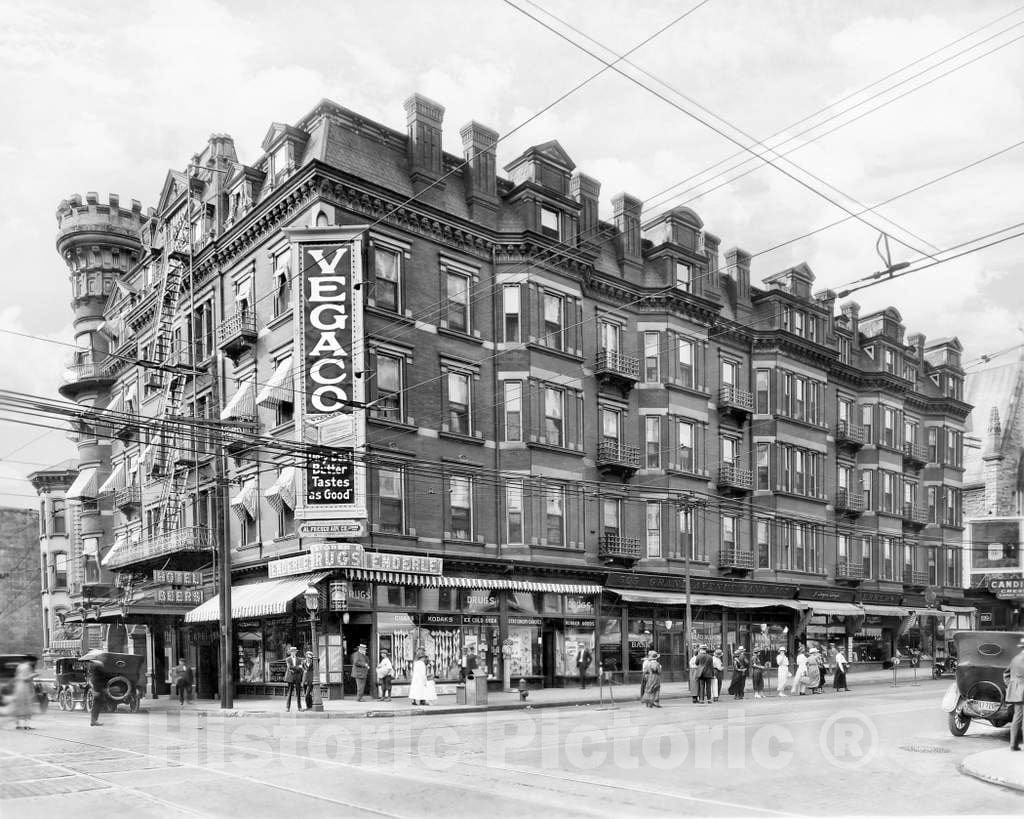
[460,121,498,224]
[724,247,751,300]
[612,193,642,276]
[571,172,601,245]
[907,332,927,367]
[841,301,860,346]
[405,93,445,193]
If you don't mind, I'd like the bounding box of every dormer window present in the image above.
[675,261,692,292]
[883,348,896,374]
[272,144,290,181]
[540,206,560,240]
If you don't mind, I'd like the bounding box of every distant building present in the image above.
[963,353,1024,630]
[0,506,44,655]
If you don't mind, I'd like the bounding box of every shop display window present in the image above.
[627,617,655,671]
[323,633,344,684]
[509,592,541,613]
[419,586,459,611]
[376,584,419,609]
[689,617,723,654]
[263,620,292,681]
[556,621,596,677]
[459,588,499,612]
[598,615,622,673]
[540,593,562,614]
[237,629,264,683]
[508,619,542,676]
[851,616,886,662]
[463,615,500,678]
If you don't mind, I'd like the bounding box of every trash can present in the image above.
[455,684,467,705]
[473,674,488,706]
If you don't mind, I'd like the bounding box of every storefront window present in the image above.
[508,616,542,676]
[377,612,417,682]
[376,584,419,608]
[463,614,500,678]
[627,616,655,671]
[459,588,499,612]
[851,616,886,662]
[598,615,622,674]
[419,586,459,612]
[559,619,596,677]
[509,592,541,613]
[237,628,264,682]
[420,614,462,680]
[689,617,723,653]
[263,619,292,682]
[540,593,562,614]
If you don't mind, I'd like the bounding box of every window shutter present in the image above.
[567,390,584,451]
[570,297,583,356]
[530,284,543,345]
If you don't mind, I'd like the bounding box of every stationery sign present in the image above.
[284,226,367,522]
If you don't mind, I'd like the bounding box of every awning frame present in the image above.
[609,588,807,611]
[185,572,329,623]
[67,467,99,500]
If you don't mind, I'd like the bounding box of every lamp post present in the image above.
[304,583,324,712]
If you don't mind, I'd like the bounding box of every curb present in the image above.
[959,756,1024,794]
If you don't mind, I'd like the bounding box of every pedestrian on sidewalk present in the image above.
[302,650,315,710]
[751,650,766,699]
[805,648,822,694]
[376,649,394,701]
[640,649,656,700]
[712,649,724,702]
[172,658,193,706]
[776,647,789,696]
[409,649,434,706]
[5,662,36,730]
[833,646,850,692]
[688,648,700,703]
[86,657,107,727]
[351,643,370,702]
[1003,635,1024,751]
[641,652,662,708]
[284,646,304,712]
[790,646,808,696]
[696,645,714,704]
[729,646,749,699]
[575,642,592,689]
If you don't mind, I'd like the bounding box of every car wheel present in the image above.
[948,709,971,736]
[58,691,68,711]
[85,690,94,713]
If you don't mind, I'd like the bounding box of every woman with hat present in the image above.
[776,646,790,696]
[728,646,749,700]
[408,647,435,706]
[804,647,822,694]
[641,651,662,708]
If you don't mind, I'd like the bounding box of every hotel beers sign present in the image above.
[286,226,367,521]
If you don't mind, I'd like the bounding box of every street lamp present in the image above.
[303,583,324,712]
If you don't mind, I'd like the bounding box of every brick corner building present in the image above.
[52,95,973,698]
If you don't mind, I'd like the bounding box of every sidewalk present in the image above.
[141,666,942,719]
[960,748,1024,793]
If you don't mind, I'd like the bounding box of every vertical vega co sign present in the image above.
[286,225,367,521]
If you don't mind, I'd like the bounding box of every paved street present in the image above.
[2,679,1021,817]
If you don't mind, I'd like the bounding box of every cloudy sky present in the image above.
[1,0,1022,507]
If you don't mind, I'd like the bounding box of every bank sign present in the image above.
[286,226,367,521]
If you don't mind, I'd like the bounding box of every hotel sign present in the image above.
[286,226,367,522]
[152,570,201,586]
[267,544,443,579]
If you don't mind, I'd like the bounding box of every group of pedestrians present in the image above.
[777,643,851,696]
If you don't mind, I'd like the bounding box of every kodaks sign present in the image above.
[285,226,367,521]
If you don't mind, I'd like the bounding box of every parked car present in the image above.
[79,650,145,713]
[942,630,1024,736]
[0,654,50,712]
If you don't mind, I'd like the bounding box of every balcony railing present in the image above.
[718,548,754,570]
[835,488,865,514]
[717,463,753,492]
[903,569,929,587]
[599,535,642,562]
[216,311,258,359]
[596,441,641,470]
[902,442,928,467]
[59,360,115,399]
[902,503,928,527]
[835,420,865,447]
[835,559,865,581]
[594,349,640,381]
[103,526,214,571]
[113,486,141,510]
[718,385,753,414]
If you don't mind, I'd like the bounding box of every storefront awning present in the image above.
[348,570,602,595]
[909,609,944,618]
[66,467,99,500]
[98,462,125,494]
[608,588,807,610]
[184,572,330,623]
[861,604,911,618]
[264,467,296,513]
[941,604,977,614]
[806,601,865,617]
[256,357,293,408]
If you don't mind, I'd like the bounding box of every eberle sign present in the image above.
[267,545,442,579]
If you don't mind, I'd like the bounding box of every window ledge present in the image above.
[525,341,583,363]
[664,466,709,480]
[526,440,585,456]
[442,538,485,547]
[439,431,486,446]
[772,490,829,504]
[437,326,483,345]
[664,382,710,398]
[370,529,419,542]
[776,569,828,578]
[775,415,828,433]
[267,311,293,331]
[368,417,417,433]
[365,305,415,327]
[270,421,295,437]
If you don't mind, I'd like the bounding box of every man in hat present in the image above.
[575,641,593,689]
[301,650,316,710]
[284,646,304,712]
[1004,634,1024,751]
[729,646,749,699]
[695,645,714,704]
[351,642,370,702]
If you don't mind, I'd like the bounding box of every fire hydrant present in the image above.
[518,678,529,702]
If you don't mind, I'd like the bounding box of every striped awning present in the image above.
[256,357,293,408]
[49,639,84,652]
[102,533,128,568]
[861,604,911,618]
[610,588,809,611]
[345,571,601,595]
[264,467,296,513]
[220,380,256,420]
[184,572,330,623]
[806,601,865,617]
[67,467,99,500]
[124,382,138,412]
[98,463,125,494]
[143,435,163,474]
[230,478,259,521]
[104,393,123,420]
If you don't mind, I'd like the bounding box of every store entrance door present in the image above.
[197,642,218,699]
[542,627,556,688]
[343,620,372,698]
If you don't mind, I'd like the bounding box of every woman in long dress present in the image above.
[804,648,822,694]
[641,653,662,708]
[776,648,789,697]
[8,662,36,729]
[408,650,432,705]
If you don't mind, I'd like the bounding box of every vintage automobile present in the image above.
[79,650,145,713]
[0,654,49,712]
[942,630,1024,736]
[53,657,90,711]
